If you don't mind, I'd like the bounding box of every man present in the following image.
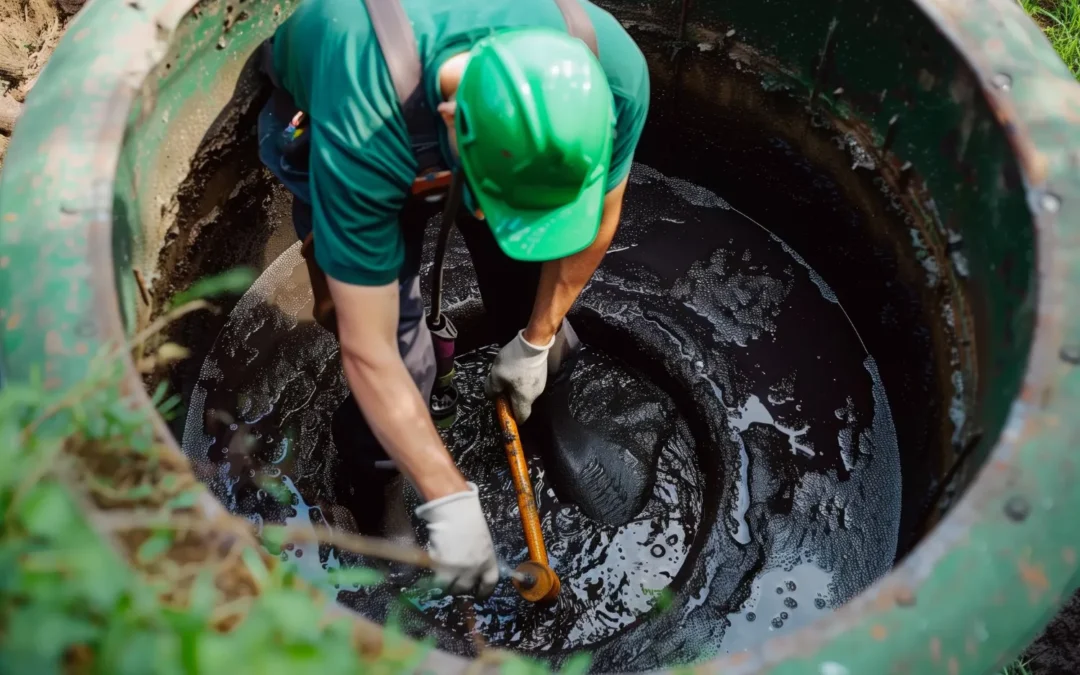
[258,0,650,597]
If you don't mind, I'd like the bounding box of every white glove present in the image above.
[414,482,499,598]
[484,330,555,423]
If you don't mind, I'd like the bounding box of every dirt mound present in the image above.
[0,0,83,168]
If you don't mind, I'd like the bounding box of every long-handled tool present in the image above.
[495,396,562,603]
[280,521,537,587]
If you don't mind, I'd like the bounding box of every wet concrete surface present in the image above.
[181,162,902,670]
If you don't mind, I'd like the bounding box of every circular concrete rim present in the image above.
[1,0,1078,672]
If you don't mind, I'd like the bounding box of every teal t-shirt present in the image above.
[272,0,650,286]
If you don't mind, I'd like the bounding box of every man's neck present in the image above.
[438,52,470,100]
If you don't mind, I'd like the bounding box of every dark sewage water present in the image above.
[180,162,902,671]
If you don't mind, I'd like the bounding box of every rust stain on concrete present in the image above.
[1063,547,1077,566]
[1018,558,1051,602]
[45,330,65,355]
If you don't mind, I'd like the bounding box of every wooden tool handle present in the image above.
[495,397,548,566]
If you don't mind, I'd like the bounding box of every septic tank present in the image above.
[2,0,1080,672]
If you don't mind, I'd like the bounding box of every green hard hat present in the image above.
[455,28,615,262]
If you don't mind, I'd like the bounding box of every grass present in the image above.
[1000,659,1033,675]
[1022,0,1080,79]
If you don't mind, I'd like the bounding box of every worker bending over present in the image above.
[258,0,650,597]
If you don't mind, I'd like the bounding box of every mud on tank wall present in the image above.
[593,0,1036,554]
[112,0,300,451]
[112,0,1036,557]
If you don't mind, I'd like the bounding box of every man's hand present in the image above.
[484,330,555,423]
[415,482,499,598]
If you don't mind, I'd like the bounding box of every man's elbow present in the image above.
[338,333,400,378]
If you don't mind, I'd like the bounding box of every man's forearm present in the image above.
[523,178,628,345]
[341,349,468,501]
[523,240,609,345]
[327,276,467,503]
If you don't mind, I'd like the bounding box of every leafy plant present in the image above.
[0,269,595,674]
[168,266,257,309]
[1000,658,1033,675]
[1022,0,1080,80]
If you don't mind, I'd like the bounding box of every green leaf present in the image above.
[261,589,322,642]
[169,267,256,308]
[500,655,544,675]
[258,479,292,505]
[261,524,287,554]
[125,483,155,500]
[86,413,107,438]
[158,394,183,419]
[561,652,592,675]
[168,489,200,510]
[242,547,270,587]
[188,569,219,617]
[137,531,174,564]
[5,605,100,664]
[327,566,384,587]
[19,482,75,539]
[150,380,169,406]
[653,587,675,614]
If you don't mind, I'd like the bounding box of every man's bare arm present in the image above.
[523,176,629,345]
[327,277,468,501]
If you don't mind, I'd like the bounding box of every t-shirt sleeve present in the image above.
[606,63,650,192]
[307,36,417,286]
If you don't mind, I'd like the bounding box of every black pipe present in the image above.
[428,170,465,328]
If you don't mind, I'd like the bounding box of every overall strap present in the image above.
[362,0,447,196]
[362,0,599,195]
[553,0,599,58]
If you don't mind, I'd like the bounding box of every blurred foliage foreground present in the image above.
[0,270,588,675]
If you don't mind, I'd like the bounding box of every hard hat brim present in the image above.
[478,176,606,263]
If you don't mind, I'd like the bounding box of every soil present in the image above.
[0,0,83,169]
